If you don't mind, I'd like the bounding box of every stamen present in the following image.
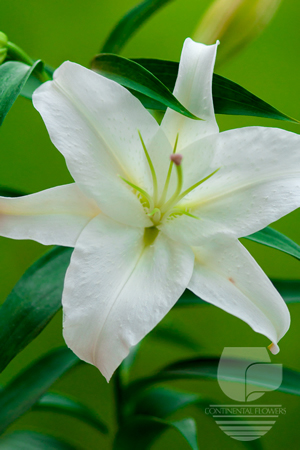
[157,133,179,207]
[164,207,200,222]
[173,209,200,220]
[175,167,220,204]
[138,130,158,205]
[119,176,154,210]
[170,153,182,166]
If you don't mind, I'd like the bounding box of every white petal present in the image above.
[0,184,100,246]
[161,214,220,247]
[180,126,300,237]
[189,234,290,350]
[62,215,194,381]
[33,61,158,227]
[161,38,219,150]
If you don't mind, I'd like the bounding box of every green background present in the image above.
[0,0,300,448]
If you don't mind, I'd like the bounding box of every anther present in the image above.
[170,154,183,166]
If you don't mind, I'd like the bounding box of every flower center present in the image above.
[120,131,219,227]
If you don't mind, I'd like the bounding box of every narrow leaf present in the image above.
[91,54,199,120]
[175,290,205,307]
[132,387,205,418]
[0,431,78,450]
[149,322,201,351]
[21,75,42,99]
[245,226,300,261]
[0,60,43,125]
[101,0,174,54]
[21,64,53,100]
[113,415,198,450]
[128,58,297,122]
[0,247,72,373]
[131,387,262,450]
[0,348,80,434]
[34,392,108,434]
[127,357,300,399]
[271,280,300,304]
[0,187,26,197]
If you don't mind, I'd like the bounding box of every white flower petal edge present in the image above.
[177,126,300,238]
[0,184,100,246]
[62,215,194,381]
[189,234,290,352]
[33,62,158,228]
[161,38,219,150]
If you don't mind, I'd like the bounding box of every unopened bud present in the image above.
[193,0,281,67]
[170,154,183,166]
[0,32,8,64]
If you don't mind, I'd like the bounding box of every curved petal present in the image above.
[180,126,300,237]
[33,62,158,227]
[161,214,220,247]
[161,38,219,150]
[189,235,290,351]
[62,215,194,381]
[0,184,100,246]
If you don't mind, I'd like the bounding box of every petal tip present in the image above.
[268,342,279,355]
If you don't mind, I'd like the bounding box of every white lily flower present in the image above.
[1,39,299,381]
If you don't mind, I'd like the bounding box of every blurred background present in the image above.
[0,0,299,448]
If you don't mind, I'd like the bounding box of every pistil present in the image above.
[161,155,183,214]
[158,133,179,207]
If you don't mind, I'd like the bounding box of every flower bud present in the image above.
[0,32,8,64]
[193,0,281,67]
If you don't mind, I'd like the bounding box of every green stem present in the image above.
[114,366,125,427]
[7,41,33,66]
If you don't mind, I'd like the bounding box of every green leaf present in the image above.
[149,322,201,351]
[0,431,79,450]
[21,64,53,100]
[100,0,174,54]
[33,392,108,434]
[130,387,262,450]
[113,415,198,450]
[127,357,300,399]
[271,280,300,304]
[0,60,43,126]
[92,54,199,120]
[0,246,72,373]
[0,348,80,434]
[132,387,206,418]
[21,75,42,99]
[175,290,206,307]
[0,187,26,197]
[119,344,141,385]
[128,58,297,123]
[245,226,300,261]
